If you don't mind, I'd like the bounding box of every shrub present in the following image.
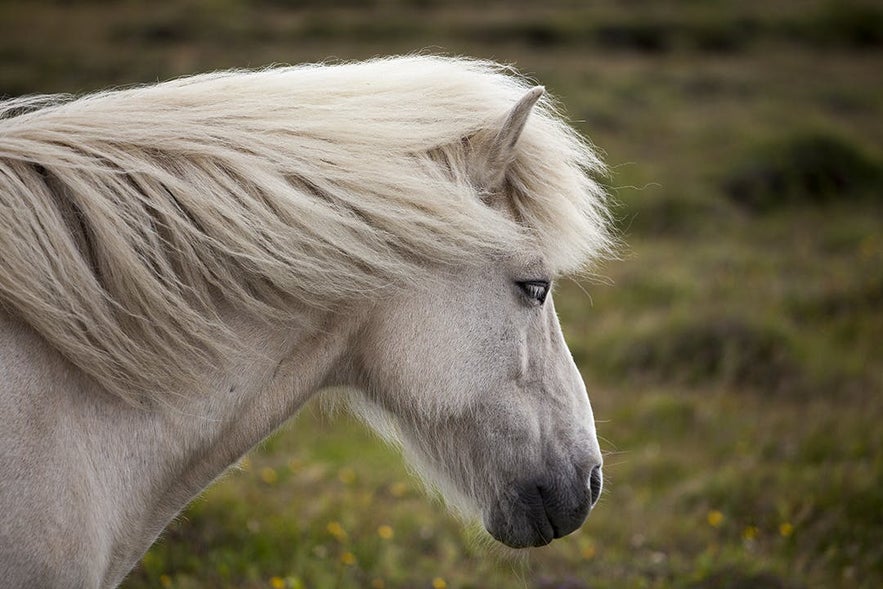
[790,2,883,49]
[595,21,675,53]
[610,315,803,395]
[614,192,731,237]
[688,567,800,589]
[723,132,882,211]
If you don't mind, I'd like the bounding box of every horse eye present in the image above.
[517,280,550,304]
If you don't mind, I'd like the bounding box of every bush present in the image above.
[789,2,883,49]
[609,315,803,394]
[688,567,800,589]
[595,21,676,53]
[723,132,882,211]
[614,192,732,236]
[790,275,883,322]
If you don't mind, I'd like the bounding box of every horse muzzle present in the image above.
[484,464,603,548]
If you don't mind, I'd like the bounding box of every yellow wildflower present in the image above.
[269,577,285,589]
[326,521,347,541]
[341,551,357,565]
[779,522,794,537]
[260,467,278,485]
[707,510,724,528]
[432,577,447,589]
[159,574,172,588]
[377,525,394,540]
[742,526,758,541]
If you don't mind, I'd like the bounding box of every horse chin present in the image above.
[482,476,595,549]
[483,509,555,549]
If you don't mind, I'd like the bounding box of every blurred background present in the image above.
[2,0,881,587]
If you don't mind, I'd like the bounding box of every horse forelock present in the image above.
[0,55,611,403]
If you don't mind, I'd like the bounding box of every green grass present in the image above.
[2,1,881,587]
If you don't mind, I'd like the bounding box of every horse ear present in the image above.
[482,86,544,189]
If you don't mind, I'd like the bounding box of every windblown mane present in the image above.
[0,56,610,403]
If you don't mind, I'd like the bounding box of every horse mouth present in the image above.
[487,519,555,549]
[483,478,596,548]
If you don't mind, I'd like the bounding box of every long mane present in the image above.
[0,56,610,403]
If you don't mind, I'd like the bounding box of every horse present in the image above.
[0,55,612,587]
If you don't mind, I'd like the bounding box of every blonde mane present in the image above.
[0,56,610,403]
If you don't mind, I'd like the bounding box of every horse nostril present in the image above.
[589,465,603,507]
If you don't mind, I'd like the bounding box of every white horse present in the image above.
[0,56,611,587]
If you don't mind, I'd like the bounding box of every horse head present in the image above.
[345,89,603,548]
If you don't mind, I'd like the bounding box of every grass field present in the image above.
[2,1,881,587]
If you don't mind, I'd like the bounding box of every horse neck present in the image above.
[1,304,362,586]
[146,306,355,488]
[109,307,361,582]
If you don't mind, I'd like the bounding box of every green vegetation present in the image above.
[724,132,882,210]
[2,1,880,587]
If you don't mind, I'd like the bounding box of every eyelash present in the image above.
[517,280,550,304]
